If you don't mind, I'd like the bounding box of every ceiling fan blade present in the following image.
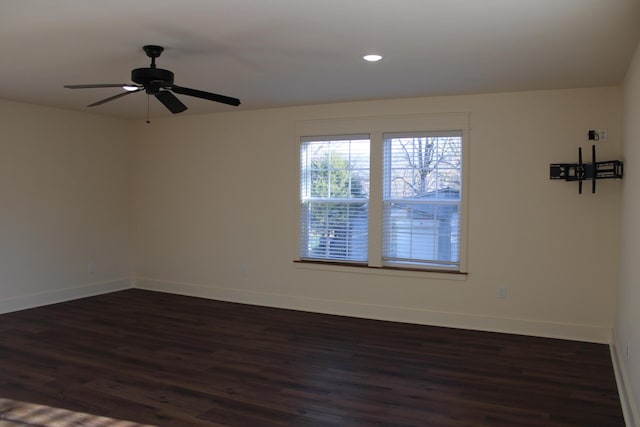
[155,90,187,114]
[172,85,240,106]
[87,89,143,107]
[65,84,131,89]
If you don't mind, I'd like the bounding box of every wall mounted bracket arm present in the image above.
[550,145,623,194]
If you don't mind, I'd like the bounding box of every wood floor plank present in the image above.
[0,289,624,426]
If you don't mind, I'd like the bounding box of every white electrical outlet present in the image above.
[599,129,608,142]
[241,263,249,276]
[497,287,506,299]
[88,262,96,274]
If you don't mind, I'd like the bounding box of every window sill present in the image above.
[293,260,468,281]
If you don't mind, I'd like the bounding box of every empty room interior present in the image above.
[1,1,640,426]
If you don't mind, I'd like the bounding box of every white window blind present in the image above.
[382,131,463,269]
[300,135,370,262]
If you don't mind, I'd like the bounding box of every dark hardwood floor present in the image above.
[0,289,624,427]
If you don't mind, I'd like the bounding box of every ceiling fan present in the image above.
[64,45,241,114]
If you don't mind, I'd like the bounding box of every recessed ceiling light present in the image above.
[363,54,383,62]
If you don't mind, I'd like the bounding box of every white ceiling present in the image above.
[1,0,639,120]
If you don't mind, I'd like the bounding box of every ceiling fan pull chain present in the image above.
[146,95,151,124]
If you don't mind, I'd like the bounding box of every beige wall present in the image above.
[616,41,640,424]
[0,100,134,312]
[133,87,621,343]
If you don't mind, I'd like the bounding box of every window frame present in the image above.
[295,113,470,274]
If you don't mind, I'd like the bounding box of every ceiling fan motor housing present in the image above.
[131,67,174,93]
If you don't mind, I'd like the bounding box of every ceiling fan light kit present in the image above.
[64,45,240,117]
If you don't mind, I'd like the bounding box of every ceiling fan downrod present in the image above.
[143,45,164,68]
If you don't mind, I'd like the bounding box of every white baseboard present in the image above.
[611,340,639,427]
[135,277,611,344]
[0,277,133,314]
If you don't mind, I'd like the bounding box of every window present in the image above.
[297,113,468,273]
[299,135,370,262]
[383,131,463,269]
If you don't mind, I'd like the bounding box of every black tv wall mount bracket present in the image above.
[550,145,623,194]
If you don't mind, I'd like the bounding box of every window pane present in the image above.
[383,202,460,267]
[301,201,368,261]
[383,133,462,269]
[300,137,370,262]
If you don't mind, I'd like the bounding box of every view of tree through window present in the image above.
[300,137,370,262]
[383,132,462,268]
